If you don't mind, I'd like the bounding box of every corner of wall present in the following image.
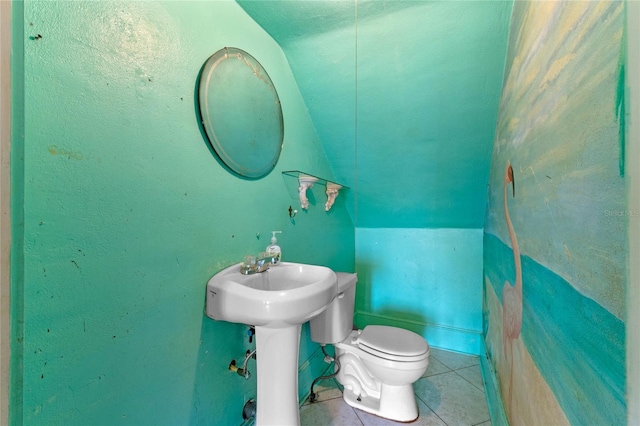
[626,0,640,423]
[2,3,25,425]
[0,3,11,425]
[479,347,509,426]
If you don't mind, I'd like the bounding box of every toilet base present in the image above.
[342,383,419,422]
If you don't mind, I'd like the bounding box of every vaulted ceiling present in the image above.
[238,0,513,228]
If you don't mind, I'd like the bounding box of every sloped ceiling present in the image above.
[238,0,513,228]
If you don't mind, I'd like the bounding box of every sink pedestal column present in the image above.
[255,324,302,426]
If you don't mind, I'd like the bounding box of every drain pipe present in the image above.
[309,345,341,403]
[242,399,257,421]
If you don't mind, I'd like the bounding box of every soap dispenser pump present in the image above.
[266,231,282,265]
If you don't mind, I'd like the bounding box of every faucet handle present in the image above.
[240,255,258,274]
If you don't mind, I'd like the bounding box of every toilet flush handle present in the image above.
[338,292,345,299]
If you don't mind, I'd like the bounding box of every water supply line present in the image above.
[229,348,257,380]
[309,345,341,403]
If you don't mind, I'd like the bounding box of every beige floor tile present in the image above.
[423,356,451,377]
[456,365,485,393]
[430,348,479,371]
[304,378,344,404]
[300,348,491,426]
[300,397,364,426]
[353,397,447,426]
[414,371,490,426]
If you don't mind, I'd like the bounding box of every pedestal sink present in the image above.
[206,262,337,426]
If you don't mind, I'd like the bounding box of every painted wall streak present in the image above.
[483,1,627,425]
[16,1,354,424]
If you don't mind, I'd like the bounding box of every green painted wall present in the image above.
[12,1,354,424]
[355,0,513,228]
[483,1,627,424]
[239,1,513,228]
[354,228,484,354]
[352,1,512,355]
[237,0,358,218]
[9,2,26,424]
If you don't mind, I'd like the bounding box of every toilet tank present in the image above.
[310,272,357,344]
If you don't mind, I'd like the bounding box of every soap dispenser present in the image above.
[266,231,282,265]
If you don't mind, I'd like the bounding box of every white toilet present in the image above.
[310,273,430,422]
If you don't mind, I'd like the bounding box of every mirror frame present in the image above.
[198,47,284,179]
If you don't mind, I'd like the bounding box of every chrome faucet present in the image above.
[240,252,276,275]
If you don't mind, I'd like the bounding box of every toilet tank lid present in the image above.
[336,272,357,293]
[357,325,429,357]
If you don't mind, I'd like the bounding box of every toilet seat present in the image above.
[356,325,429,362]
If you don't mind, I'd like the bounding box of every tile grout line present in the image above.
[350,405,366,426]
[351,406,369,426]
[418,358,491,426]
[450,369,492,425]
[414,390,450,426]
[452,366,486,394]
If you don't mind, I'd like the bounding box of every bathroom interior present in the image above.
[1,0,639,425]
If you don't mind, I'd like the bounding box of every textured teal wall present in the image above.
[352,2,512,355]
[483,1,626,424]
[239,1,513,228]
[237,0,358,216]
[13,1,354,424]
[355,0,513,228]
[9,2,26,424]
[355,228,484,354]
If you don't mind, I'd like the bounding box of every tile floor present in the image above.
[300,348,491,426]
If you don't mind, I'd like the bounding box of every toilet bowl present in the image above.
[335,326,429,421]
[310,273,430,422]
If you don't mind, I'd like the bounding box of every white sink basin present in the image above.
[206,261,338,425]
[206,262,337,327]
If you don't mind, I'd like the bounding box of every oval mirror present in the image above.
[198,47,284,179]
